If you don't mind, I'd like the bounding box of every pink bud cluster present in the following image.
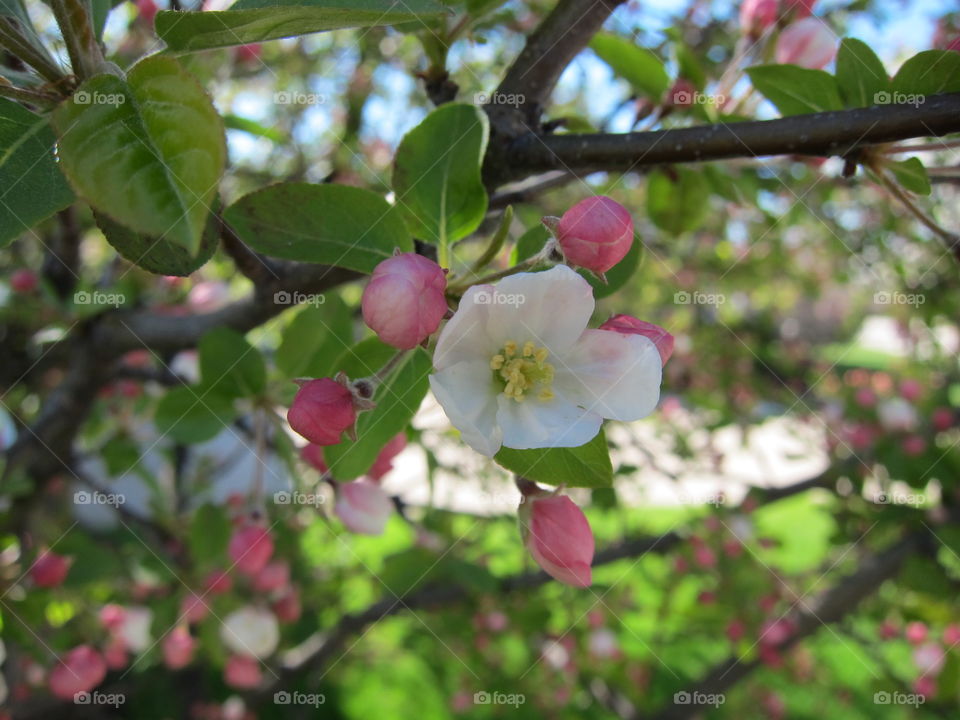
[520,491,595,587]
[739,0,815,39]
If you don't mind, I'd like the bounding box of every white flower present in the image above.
[220,606,279,659]
[877,398,918,432]
[120,606,153,653]
[430,265,662,456]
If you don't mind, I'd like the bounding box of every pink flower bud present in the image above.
[334,480,393,535]
[273,587,302,624]
[361,253,447,350]
[900,379,922,402]
[368,432,407,481]
[854,388,876,408]
[599,315,674,366]
[287,378,356,446]
[902,435,926,456]
[693,545,717,569]
[99,604,125,631]
[30,551,71,588]
[48,646,107,700]
[739,0,778,38]
[300,443,328,473]
[102,637,127,670]
[932,408,954,432]
[906,621,928,645]
[136,0,158,24]
[252,561,290,593]
[521,494,595,587]
[783,0,815,19]
[943,624,960,646]
[228,526,274,576]
[665,78,697,107]
[726,619,746,642]
[204,569,232,595]
[723,540,743,558]
[555,197,633,273]
[760,618,794,646]
[179,592,209,624]
[913,643,946,676]
[914,675,936,698]
[10,269,38,294]
[234,43,262,63]
[697,590,716,605]
[162,626,196,670]
[775,18,837,69]
[588,628,620,658]
[879,620,899,640]
[223,655,261,689]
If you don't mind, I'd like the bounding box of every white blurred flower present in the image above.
[121,607,153,653]
[878,398,918,432]
[220,607,279,659]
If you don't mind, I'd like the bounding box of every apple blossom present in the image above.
[932,407,954,432]
[739,0,778,38]
[902,435,926,456]
[943,624,960,646]
[180,591,209,624]
[588,628,619,659]
[119,607,153,653]
[220,607,279,658]
[760,618,794,646]
[300,442,328,473]
[430,266,662,456]
[905,621,928,645]
[368,432,407,481]
[914,675,936,697]
[287,378,356,446]
[334,480,393,535]
[48,646,106,700]
[273,587,302,623]
[599,314,674,366]
[162,626,196,670]
[726,619,746,642]
[102,637,127,670]
[554,196,633,274]
[900,378,922,402]
[224,655,262,689]
[99,604,125,632]
[520,493,595,587]
[204,569,233,594]
[9,269,38,294]
[252,561,290,593]
[30,551,71,588]
[878,398,918,432]
[913,643,945,676]
[361,252,447,350]
[228,525,274,576]
[775,17,837,69]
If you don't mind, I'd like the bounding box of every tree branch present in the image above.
[489,93,960,185]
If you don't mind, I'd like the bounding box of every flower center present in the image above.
[489,340,555,402]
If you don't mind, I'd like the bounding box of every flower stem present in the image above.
[868,161,960,250]
[447,240,557,295]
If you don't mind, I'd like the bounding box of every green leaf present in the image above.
[590,33,669,99]
[156,0,448,52]
[154,386,236,444]
[887,157,931,196]
[0,99,74,247]
[53,56,225,255]
[323,347,431,480]
[746,65,843,115]
[224,183,411,273]
[647,168,710,235]
[224,113,285,142]
[892,50,960,97]
[835,38,890,108]
[494,429,613,488]
[392,103,489,250]
[198,328,267,398]
[276,297,353,379]
[94,208,219,276]
[189,504,231,565]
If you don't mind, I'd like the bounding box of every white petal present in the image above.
[429,361,503,456]
[432,284,495,370]
[485,265,594,355]
[496,394,602,449]
[554,329,662,422]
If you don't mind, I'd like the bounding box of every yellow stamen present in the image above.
[489,339,555,403]
[490,354,505,370]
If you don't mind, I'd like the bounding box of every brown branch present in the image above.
[488,93,960,186]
